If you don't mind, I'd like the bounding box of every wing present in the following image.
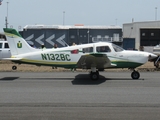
[77,53,116,69]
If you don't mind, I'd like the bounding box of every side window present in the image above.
[96,46,111,52]
[4,43,9,48]
[0,43,2,48]
[112,44,124,52]
[82,47,93,53]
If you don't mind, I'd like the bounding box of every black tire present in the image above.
[90,72,99,81]
[12,66,17,70]
[131,71,140,79]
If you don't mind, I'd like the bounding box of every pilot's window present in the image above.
[0,43,2,48]
[82,47,93,53]
[4,43,9,48]
[96,46,111,52]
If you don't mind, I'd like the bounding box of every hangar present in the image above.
[21,25,122,48]
[123,21,160,50]
[0,33,6,40]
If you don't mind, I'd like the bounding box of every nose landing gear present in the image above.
[131,70,140,79]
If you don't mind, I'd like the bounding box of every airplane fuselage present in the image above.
[11,42,152,69]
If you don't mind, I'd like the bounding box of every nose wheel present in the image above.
[131,70,140,79]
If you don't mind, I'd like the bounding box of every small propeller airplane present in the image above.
[3,28,157,80]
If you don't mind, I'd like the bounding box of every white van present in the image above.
[0,33,11,59]
[0,40,11,59]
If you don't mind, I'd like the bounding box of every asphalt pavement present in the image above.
[0,71,160,120]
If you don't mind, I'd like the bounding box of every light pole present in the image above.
[63,11,65,25]
[87,29,90,43]
[155,7,157,21]
[5,1,9,28]
[115,19,117,25]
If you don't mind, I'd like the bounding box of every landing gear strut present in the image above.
[131,70,140,79]
[90,67,99,80]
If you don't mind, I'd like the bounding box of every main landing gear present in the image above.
[90,67,99,81]
[131,70,140,79]
[90,71,99,80]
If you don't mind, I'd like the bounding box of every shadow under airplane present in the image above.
[0,77,19,81]
[72,74,107,85]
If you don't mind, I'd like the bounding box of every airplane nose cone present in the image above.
[147,53,157,61]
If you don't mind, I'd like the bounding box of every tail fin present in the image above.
[3,28,36,56]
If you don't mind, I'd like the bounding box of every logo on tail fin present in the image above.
[17,41,22,48]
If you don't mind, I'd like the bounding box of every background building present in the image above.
[123,21,160,50]
[20,25,122,48]
[0,33,6,40]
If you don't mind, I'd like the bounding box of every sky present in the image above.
[0,0,160,31]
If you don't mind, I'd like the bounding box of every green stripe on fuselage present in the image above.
[111,61,143,68]
[89,53,105,57]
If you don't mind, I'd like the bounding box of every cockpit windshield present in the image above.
[112,43,124,52]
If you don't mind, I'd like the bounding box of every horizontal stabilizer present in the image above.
[1,58,22,61]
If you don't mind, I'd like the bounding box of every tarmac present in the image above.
[0,69,160,119]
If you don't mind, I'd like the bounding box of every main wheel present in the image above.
[131,71,140,79]
[90,71,99,81]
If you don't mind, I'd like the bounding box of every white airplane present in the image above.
[3,28,157,80]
